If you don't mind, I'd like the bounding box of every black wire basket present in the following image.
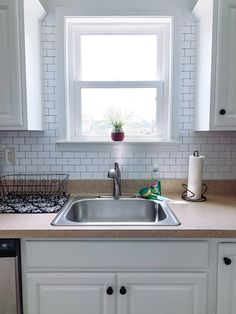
[0,173,69,197]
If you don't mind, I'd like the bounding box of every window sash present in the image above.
[69,81,165,140]
[70,26,166,81]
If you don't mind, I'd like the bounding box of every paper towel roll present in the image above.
[187,151,205,200]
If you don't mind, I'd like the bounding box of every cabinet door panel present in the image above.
[26,272,116,314]
[0,0,23,127]
[215,0,236,128]
[217,244,236,314]
[117,273,207,314]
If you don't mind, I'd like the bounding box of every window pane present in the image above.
[80,88,157,136]
[80,35,158,81]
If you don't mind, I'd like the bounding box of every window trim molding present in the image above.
[56,139,181,152]
[56,8,182,146]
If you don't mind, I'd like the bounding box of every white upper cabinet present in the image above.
[0,0,46,130]
[193,0,236,131]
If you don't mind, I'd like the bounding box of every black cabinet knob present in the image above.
[106,287,113,295]
[223,257,232,265]
[219,109,226,115]
[120,286,127,295]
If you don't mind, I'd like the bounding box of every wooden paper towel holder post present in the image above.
[181,183,207,202]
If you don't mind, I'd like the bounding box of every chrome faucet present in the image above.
[107,162,121,199]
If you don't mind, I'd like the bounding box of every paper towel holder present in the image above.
[181,183,207,202]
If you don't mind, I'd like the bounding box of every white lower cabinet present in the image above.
[117,273,207,314]
[25,272,207,314]
[22,240,209,314]
[217,243,236,314]
[26,273,116,314]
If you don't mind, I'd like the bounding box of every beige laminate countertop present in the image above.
[0,194,236,238]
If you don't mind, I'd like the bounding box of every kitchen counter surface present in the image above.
[0,193,236,238]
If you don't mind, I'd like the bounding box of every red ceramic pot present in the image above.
[111,131,125,141]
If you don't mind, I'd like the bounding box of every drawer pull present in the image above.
[106,287,113,295]
[219,109,226,115]
[223,257,232,265]
[120,286,127,295]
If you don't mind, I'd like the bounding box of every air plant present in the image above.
[106,106,132,132]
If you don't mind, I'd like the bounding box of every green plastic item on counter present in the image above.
[139,187,159,200]
[139,187,172,202]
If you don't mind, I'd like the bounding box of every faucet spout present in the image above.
[107,162,121,199]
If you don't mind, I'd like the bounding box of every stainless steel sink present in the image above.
[51,196,181,226]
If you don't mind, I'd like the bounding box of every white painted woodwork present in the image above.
[217,243,236,314]
[0,0,23,127]
[0,0,46,130]
[117,272,207,314]
[26,272,116,314]
[193,0,236,130]
[214,0,236,128]
[24,240,209,269]
[22,240,211,314]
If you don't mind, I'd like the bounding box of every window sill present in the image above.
[56,139,181,152]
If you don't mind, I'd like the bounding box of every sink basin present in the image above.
[51,197,181,226]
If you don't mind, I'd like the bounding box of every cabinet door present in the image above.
[0,0,23,127]
[117,272,207,314]
[25,272,116,314]
[214,0,236,128]
[217,244,236,314]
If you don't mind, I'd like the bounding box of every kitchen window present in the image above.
[59,16,176,143]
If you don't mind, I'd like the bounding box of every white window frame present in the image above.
[66,18,171,141]
[56,12,181,147]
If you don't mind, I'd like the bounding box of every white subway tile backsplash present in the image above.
[14,166,26,172]
[74,152,86,158]
[81,159,92,165]
[87,165,99,172]
[62,165,75,172]
[19,145,31,152]
[32,159,44,165]
[98,152,111,158]
[56,159,68,165]
[44,158,56,165]
[68,158,80,165]
[139,159,151,165]
[51,165,63,172]
[75,165,86,172]
[38,165,51,172]
[80,172,92,179]
[13,138,25,144]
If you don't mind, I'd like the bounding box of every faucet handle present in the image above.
[107,168,116,178]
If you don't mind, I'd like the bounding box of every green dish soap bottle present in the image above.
[150,165,161,195]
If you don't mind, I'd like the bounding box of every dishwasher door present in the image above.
[0,240,22,314]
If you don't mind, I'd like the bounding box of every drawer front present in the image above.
[24,240,209,270]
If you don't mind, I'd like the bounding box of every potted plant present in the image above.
[106,107,126,141]
[111,120,125,141]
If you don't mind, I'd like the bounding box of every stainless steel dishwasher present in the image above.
[0,239,22,314]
